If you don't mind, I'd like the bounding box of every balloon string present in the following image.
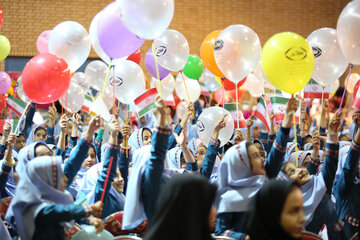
[293,110,299,167]
[60,96,76,113]
[152,43,162,98]
[203,94,208,105]
[318,86,325,132]
[65,92,68,115]
[222,78,225,107]
[101,62,112,99]
[236,86,240,130]
[112,66,116,115]
[180,71,194,118]
[125,104,128,158]
[100,156,114,204]
[338,64,353,116]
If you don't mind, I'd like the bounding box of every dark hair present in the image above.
[17,133,25,138]
[245,141,254,153]
[34,126,46,135]
[142,128,152,137]
[281,161,292,173]
[304,135,312,141]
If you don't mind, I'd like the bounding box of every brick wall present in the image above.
[0,0,354,82]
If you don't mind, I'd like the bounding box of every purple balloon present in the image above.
[0,72,10,94]
[97,2,145,59]
[145,48,170,79]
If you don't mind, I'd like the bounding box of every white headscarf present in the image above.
[128,128,152,155]
[216,141,266,213]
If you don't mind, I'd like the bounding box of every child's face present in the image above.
[81,148,96,170]
[112,168,125,193]
[16,135,26,150]
[248,144,266,175]
[195,145,207,168]
[283,162,311,186]
[142,129,152,146]
[34,129,46,142]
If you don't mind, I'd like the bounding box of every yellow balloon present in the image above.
[0,35,10,61]
[215,76,222,86]
[261,32,314,94]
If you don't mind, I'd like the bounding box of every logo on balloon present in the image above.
[285,47,308,61]
[214,40,224,51]
[109,76,123,87]
[196,120,205,132]
[155,46,167,57]
[312,46,322,58]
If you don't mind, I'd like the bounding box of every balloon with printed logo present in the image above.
[307,28,348,86]
[116,0,174,39]
[108,60,145,104]
[59,82,84,113]
[201,69,221,91]
[214,25,261,84]
[0,72,11,94]
[150,74,175,98]
[0,35,10,61]
[261,32,315,94]
[84,60,108,91]
[36,30,51,54]
[72,72,90,92]
[145,48,170,79]
[337,0,360,64]
[196,107,234,147]
[127,49,141,65]
[49,21,91,73]
[200,30,225,78]
[97,2,145,59]
[183,55,204,80]
[89,12,111,64]
[22,53,71,104]
[153,29,189,71]
[175,73,201,103]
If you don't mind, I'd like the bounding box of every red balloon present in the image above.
[222,77,247,91]
[230,88,244,101]
[127,49,141,64]
[354,80,360,99]
[0,8,3,29]
[22,53,71,104]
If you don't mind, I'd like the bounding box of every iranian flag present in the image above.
[0,119,20,134]
[200,81,210,96]
[353,87,360,110]
[134,88,158,118]
[81,94,94,113]
[270,96,301,123]
[303,81,330,99]
[7,94,27,117]
[224,103,246,128]
[164,94,175,106]
[254,97,271,132]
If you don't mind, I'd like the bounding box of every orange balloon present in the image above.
[200,30,225,78]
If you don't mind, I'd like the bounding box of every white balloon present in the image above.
[242,73,264,97]
[253,62,276,90]
[59,82,85,113]
[49,21,91,72]
[153,29,189,71]
[337,0,360,64]
[346,73,360,94]
[85,61,108,91]
[108,60,146,104]
[89,12,111,64]
[196,107,234,147]
[330,79,340,95]
[102,86,115,111]
[15,76,29,103]
[307,28,348,86]
[214,25,261,84]
[150,74,175,98]
[117,0,174,39]
[176,101,188,120]
[72,72,90,92]
[175,73,201,103]
[201,69,221,91]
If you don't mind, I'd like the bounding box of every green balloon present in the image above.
[183,54,204,80]
[0,35,10,61]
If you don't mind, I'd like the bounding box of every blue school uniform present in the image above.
[200,138,220,179]
[333,140,360,239]
[215,127,290,240]
[118,145,130,193]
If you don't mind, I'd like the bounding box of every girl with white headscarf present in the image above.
[5,156,103,240]
[214,96,298,239]
[280,111,345,239]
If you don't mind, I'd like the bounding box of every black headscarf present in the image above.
[144,174,217,240]
[246,179,301,240]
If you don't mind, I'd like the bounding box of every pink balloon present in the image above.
[0,72,11,94]
[36,30,51,53]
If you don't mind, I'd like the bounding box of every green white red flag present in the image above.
[81,94,94,113]
[270,96,300,124]
[254,97,271,132]
[134,88,158,118]
[303,81,330,99]
[7,94,27,117]
[224,103,246,128]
